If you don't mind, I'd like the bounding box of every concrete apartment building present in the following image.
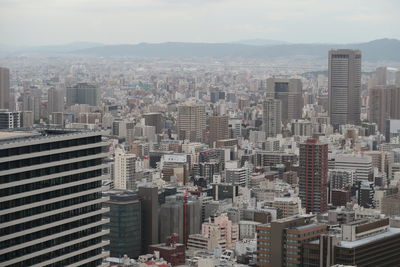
[299,139,328,214]
[0,67,10,110]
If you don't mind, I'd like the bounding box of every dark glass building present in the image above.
[0,129,110,266]
[103,189,141,259]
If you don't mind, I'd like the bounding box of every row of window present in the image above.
[0,169,101,197]
[44,248,102,267]
[0,192,101,226]
[0,147,101,171]
[0,181,101,212]
[0,158,102,184]
[0,136,101,158]
[0,226,101,262]
[7,237,102,267]
[0,208,101,249]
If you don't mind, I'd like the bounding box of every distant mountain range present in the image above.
[1,39,399,62]
[232,39,290,46]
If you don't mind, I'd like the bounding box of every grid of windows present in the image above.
[0,132,108,267]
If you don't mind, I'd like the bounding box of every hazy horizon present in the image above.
[0,0,399,46]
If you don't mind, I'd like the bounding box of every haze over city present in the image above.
[1,1,400,267]
[1,0,399,46]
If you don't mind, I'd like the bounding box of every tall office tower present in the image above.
[21,111,34,127]
[103,190,142,259]
[0,67,10,109]
[48,87,64,114]
[374,66,387,86]
[21,93,40,121]
[266,78,303,123]
[144,112,163,134]
[138,185,159,253]
[159,199,201,244]
[66,83,100,106]
[0,129,110,266]
[368,86,400,133]
[299,139,328,214]
[328,49,362,128]
[256,215,327,267]
[114,147,138,190]
[209,115,229,147]
[177,103,206,142]
[0,110,21,129]
[262,98,281,138]
[396,71,400,86]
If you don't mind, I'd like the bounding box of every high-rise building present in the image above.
[333,154,372,182]
[103,190,142,259]
[262,98,281,138]
[0,110,21,129]
[374,66,387,86]
[48,87,64,114]
[266,78,303,123]
[138,185,159,253]
[335,218,400,266]
[177,103,206,142]
[0,67,10,110]
[368,86,400,133]
[225,168,249,187]
[114,147,138,190]
[256,215,327,267]
[299,139,328,214]
[0,129,110,266]
[67,83,100,106]
[143,112,163,134]
[209,115,229,147]
[328,49,362,128]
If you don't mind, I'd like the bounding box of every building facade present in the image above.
[0,129,110,266]
[328,49,361,128]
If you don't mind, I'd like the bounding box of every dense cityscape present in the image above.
[1,1,400,267]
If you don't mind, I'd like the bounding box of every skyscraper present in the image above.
[48,87,64,114]
[103,189,142,259]
[114,147,138,190]
[209,115,229,147]
[0,67,10,110]
[177,103,206,142]
[328,49,362,128]
[144,112,163,134]
[266,78,303,123]
[368,86,400,133]
[138,185,159,253]
[0,129,110,266]
[67,83,100,106]
[262,98,281,138]
[299,139,328,214]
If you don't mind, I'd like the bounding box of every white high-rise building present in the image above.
[114,147,139,190]
[334,154,372,182]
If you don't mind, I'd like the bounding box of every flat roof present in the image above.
[338,228,400,248]
[0,131,40,140]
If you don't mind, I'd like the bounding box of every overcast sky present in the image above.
[0,0,399,46]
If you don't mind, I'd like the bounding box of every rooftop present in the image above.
[338,227,400,248]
